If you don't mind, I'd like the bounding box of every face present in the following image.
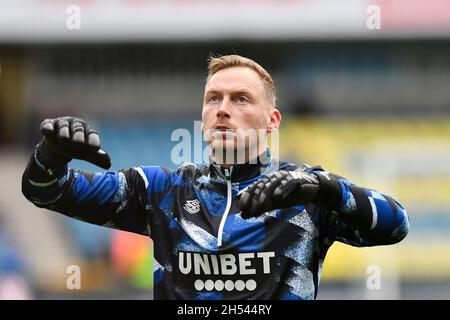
[202,66,281,164]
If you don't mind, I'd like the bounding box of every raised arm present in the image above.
[311,169,409,247]
[239,166,409,246]
[21,117,171,236]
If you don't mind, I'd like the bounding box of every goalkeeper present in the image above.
[22,55,409,300]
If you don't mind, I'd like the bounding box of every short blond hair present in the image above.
[206,54,277,108]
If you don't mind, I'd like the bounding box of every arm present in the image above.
[239,167,409,246]
[311,169,409,246]
[21,117,171,236]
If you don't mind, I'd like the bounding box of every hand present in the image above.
[239,170,320,219]
[38,116,111,169]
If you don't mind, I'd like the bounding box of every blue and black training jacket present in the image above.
[22,148,409,300]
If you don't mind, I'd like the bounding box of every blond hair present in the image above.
[206,54,277,108]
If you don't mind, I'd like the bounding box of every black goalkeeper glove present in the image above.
[239,170,341,219]
[37,116,111,170]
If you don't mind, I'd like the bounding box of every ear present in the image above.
[267,108,281,133]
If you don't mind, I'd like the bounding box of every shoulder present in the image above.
[123,166,174,192]
[174,162,210,185]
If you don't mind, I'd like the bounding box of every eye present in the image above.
[237,96,249,104]
[208,96,219,103]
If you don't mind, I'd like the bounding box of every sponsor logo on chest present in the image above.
[175,251,275,292]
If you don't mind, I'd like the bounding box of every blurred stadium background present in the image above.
[1,0,450,299]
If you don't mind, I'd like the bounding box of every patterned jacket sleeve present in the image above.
[310,168,410,247]
[21,147,172,236]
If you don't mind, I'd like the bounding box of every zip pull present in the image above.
[224,168,230,180]
[217,167,233,247]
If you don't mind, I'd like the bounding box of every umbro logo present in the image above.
[183,199,200,214]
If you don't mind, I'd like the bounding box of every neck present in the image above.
[209,147,272,183]
[210,145,267,167]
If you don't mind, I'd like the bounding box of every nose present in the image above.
[216,98,231,119]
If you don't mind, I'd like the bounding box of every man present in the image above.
[22,55,409,300]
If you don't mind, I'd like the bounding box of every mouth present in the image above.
[210,125,235,139]
[214,125,233,131]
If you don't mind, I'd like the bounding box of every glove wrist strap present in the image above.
[313,173,342,210]
[37,139,72,169]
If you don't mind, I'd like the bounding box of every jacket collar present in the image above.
[209,148,272,184]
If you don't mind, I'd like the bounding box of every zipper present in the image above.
[217,167,232,247]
